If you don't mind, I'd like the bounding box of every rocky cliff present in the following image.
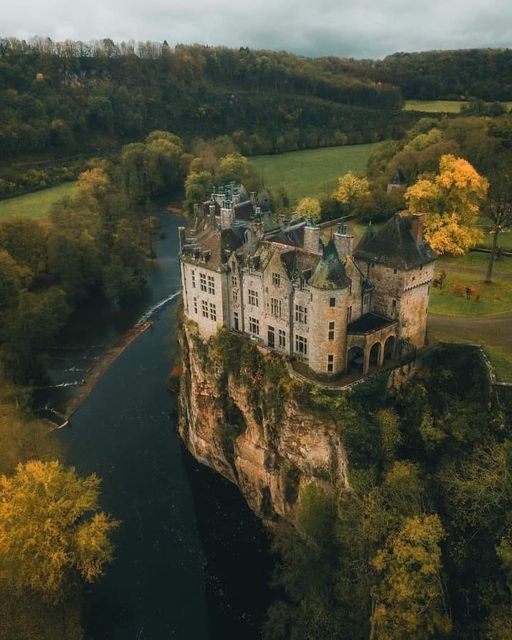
[178,321,354,520]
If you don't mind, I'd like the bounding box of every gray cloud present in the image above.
[2,0,511,58]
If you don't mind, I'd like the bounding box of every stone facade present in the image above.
[179,186,436,378]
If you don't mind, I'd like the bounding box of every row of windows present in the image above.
[192,297,217,322]
[191,270,216,295]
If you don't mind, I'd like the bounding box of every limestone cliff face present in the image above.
[178,322,350,520]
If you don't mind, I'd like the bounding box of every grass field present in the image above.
[404,99,512,113]
[429,269,512,316]
[250,143,379,202]
[0,182,76,220]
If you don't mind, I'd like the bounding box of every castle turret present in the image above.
[308,240,351,376]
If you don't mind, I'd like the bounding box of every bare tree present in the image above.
[483,175,512,283]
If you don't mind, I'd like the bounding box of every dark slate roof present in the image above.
[280,249,320,281]
[182,224,245,270]
[234,200,255,221]
[265,221,306,248]
[347,312,396,334]
[354,213,436,270]
[309,239,351,290]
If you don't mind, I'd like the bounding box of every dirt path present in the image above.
[428,313,512,352]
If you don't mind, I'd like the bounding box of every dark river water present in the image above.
[43,212,273,639]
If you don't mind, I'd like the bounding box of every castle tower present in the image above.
[307,240,351,376]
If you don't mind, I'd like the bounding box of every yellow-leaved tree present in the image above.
[370,514,452,640]
[404,154,488,255]
[0,460,118,602]
[297,197,321,222]
[333,172,370,207]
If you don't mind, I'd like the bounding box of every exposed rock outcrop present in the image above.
[178,322,350,520]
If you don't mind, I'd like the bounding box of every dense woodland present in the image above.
[261,347,512,640]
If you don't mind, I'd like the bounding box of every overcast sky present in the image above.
[1,0,511,59]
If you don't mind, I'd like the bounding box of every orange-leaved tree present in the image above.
[404,154,488,255]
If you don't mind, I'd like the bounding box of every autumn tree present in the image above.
[371,514,451,640]
[483,174,512,282]
[296,197,321,221]
[333,172,370,208]
[0,460,118,602]
[404,154,488,255]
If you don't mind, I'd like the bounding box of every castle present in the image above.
[179,183,436,378]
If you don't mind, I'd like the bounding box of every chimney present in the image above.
[303,222,321,255]
[334,222,354,260]
[411,213,424,244]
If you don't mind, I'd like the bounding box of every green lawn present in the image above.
[0,182,76,220]
[430,268,512,316]
[404,100,512,113]
[250,143,380,203]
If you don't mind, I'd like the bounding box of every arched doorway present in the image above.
[347,346,364,374]
[384,336,396,362]
[369,342,381,367]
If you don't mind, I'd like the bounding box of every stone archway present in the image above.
[369,342,381,367]
[347,346,364,374]
[384,336,396,362]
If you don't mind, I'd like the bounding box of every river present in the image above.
[42,211,273,639]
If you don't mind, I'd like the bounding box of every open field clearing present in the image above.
[0,182,76,220]
[250,143,379,202]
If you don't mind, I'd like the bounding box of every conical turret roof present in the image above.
[309,239,351,290]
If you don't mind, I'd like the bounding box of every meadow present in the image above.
[0,182,76,220]
[404,99,512,113]
[250,143,379,202]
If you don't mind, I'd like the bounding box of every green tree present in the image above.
[0,460,118,602]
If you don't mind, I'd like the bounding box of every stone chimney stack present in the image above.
[334,221,354,260]
[303,222,321,254]
[411,213,424,244]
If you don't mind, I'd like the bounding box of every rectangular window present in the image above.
[248,289,259,307]
[272,272,281,287]
[193,297,198,314]
[249,317,260,336]
[347,306,352,323]
[295,335,308,355]
[233,289,238,303]
[392,299,397,310]
[329,297,336,307]
[270,298,282,318]
[232,274,238,288]
[209,303,217,321]
[234,312,239,331]
[327,354,334,373]
[207,275,215,295]
[278,329,286,349]
[295,304,308,324]
[201,300,209,318]
[191,270,196,288]
[363,293,370,307]
[200,273,207,292]
[328,321,335,341]
[268,325,275,348]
